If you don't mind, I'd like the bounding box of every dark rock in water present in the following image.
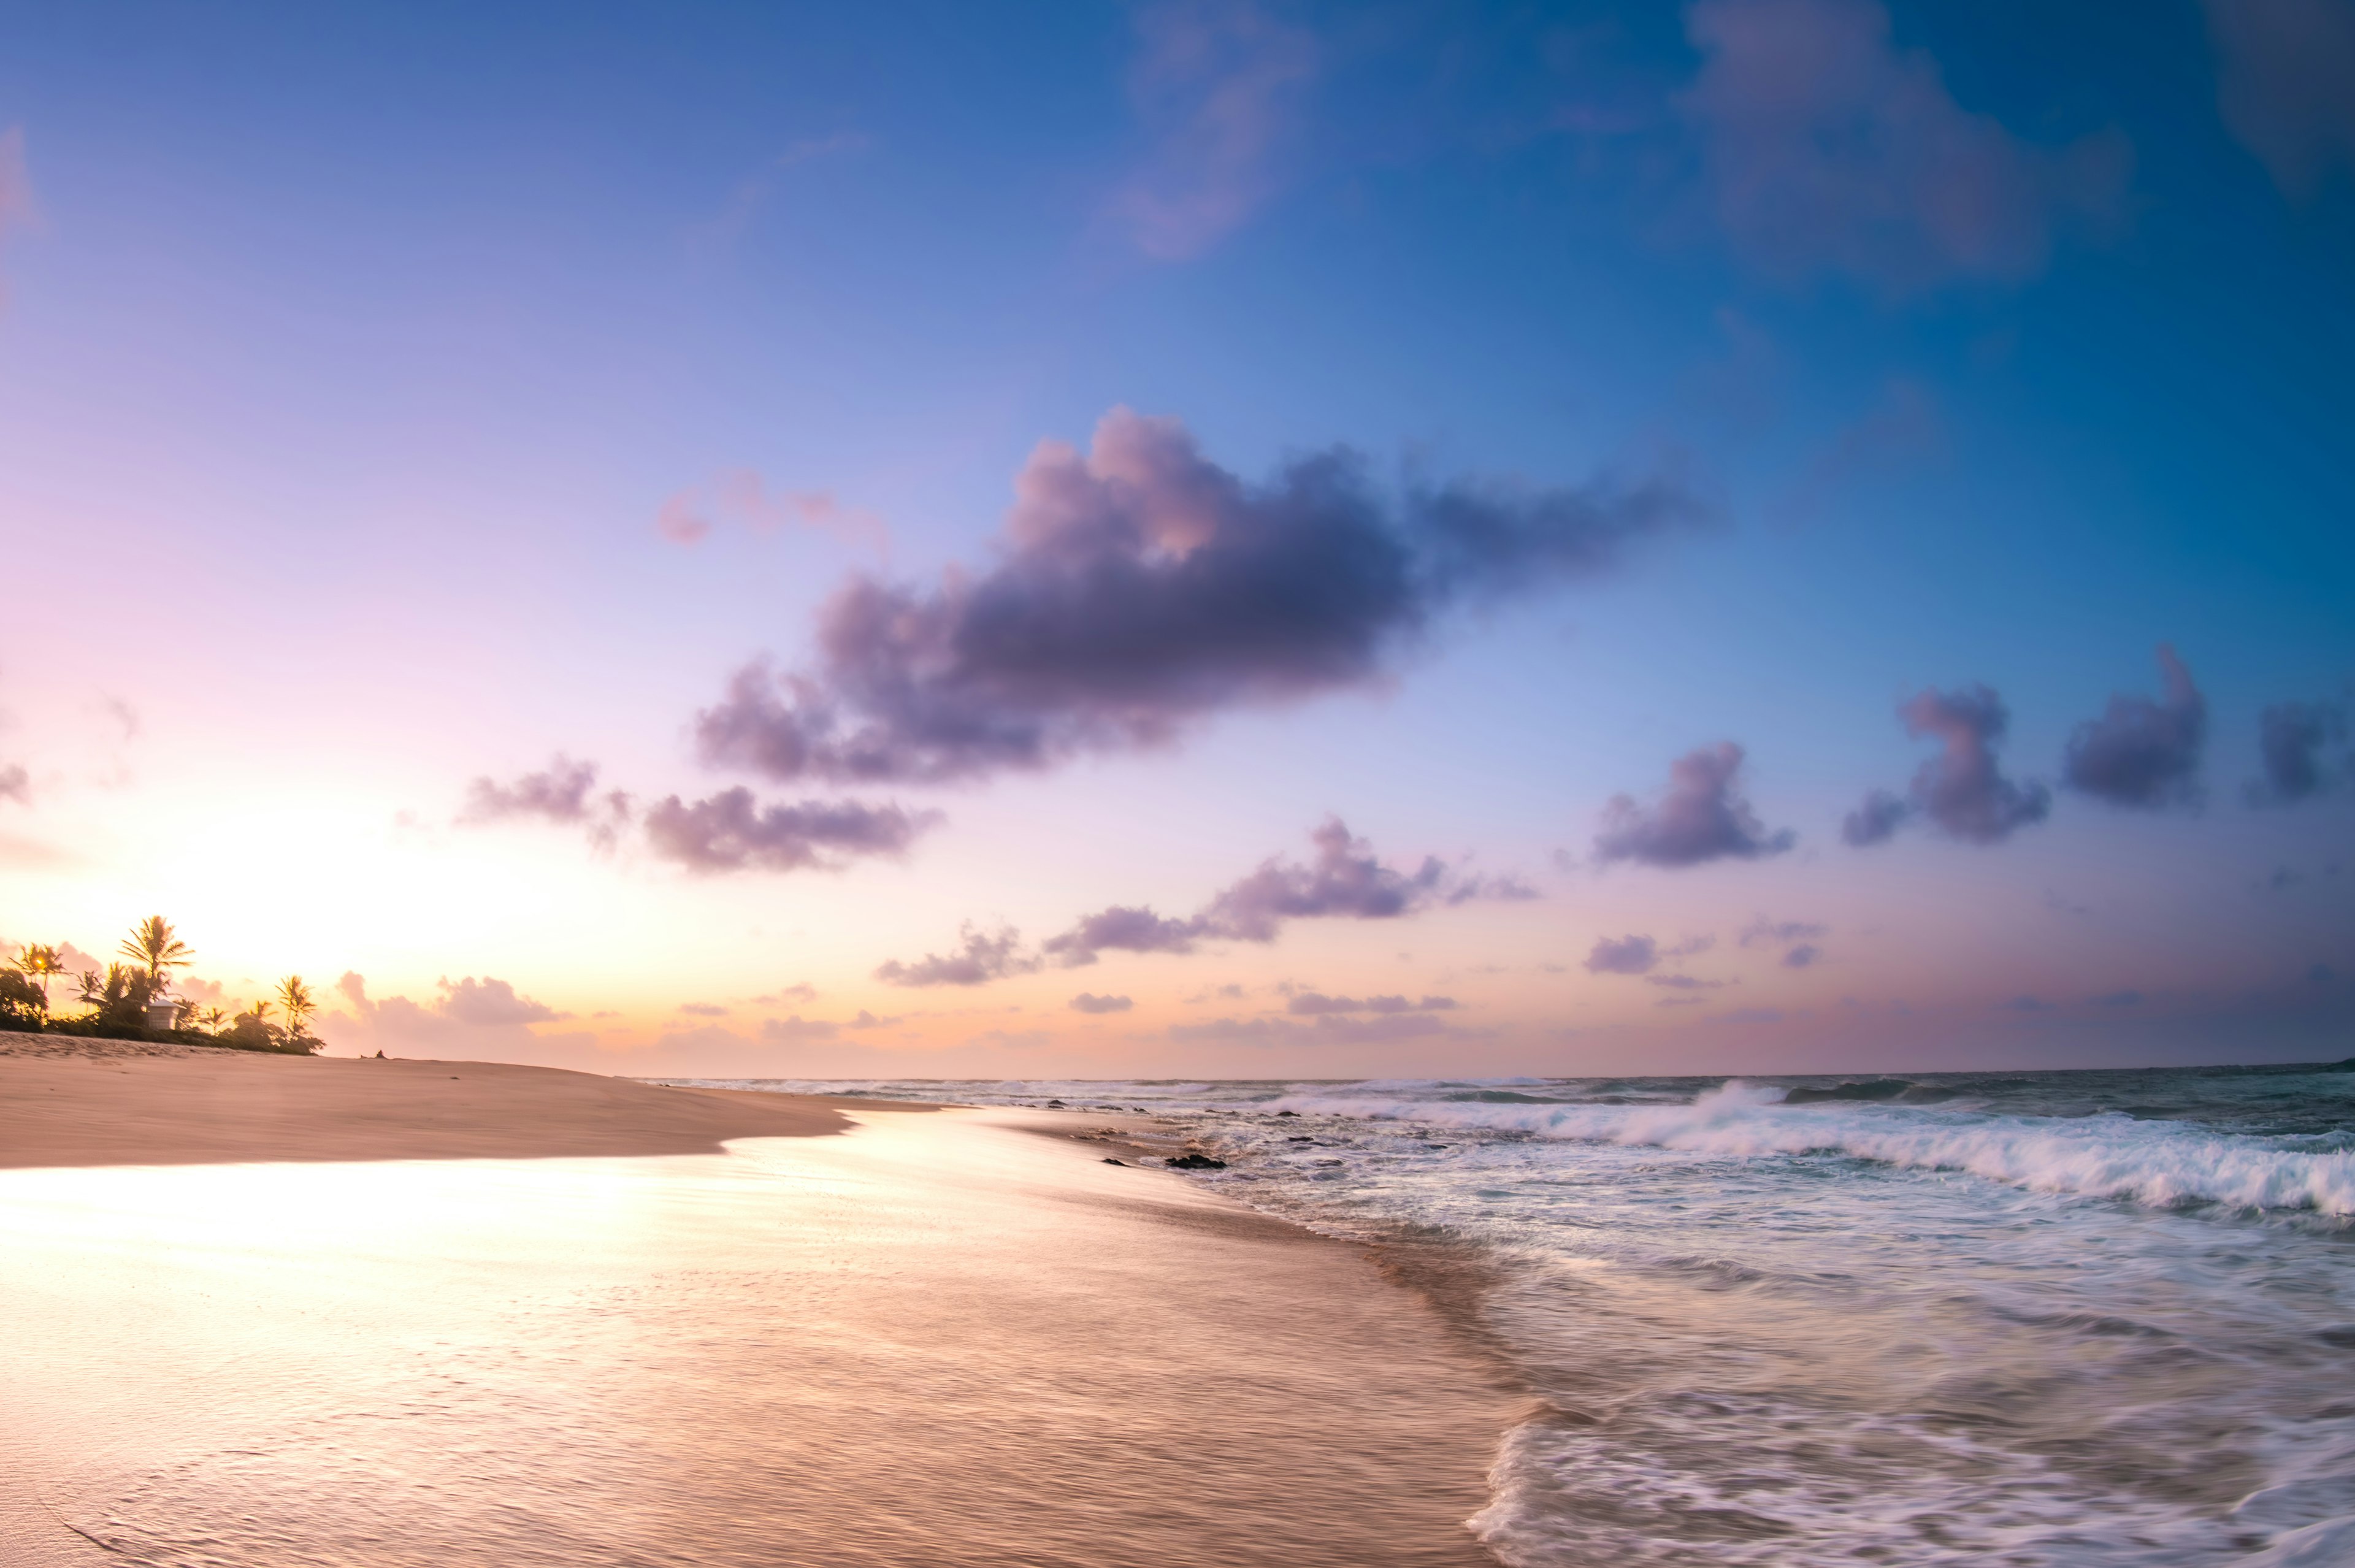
[1287,1136,1316,1143]
[1166,1153,1227,1170]
[1783,1079,1954,1105]
[1101,1157,1126,1166]
[1046,1098,1066,1107]
[1275,1109,1300,1117]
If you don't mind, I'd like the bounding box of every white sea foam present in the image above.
[1265,1081,2355,1214]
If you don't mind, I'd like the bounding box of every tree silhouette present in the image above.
[11,944,63,1014]
[118,917,193,995]
[277,977,316,1041]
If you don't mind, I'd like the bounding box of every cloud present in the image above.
[659,472,891,554]
[1044,818,1494,966]
[761,1015,840,1042]
[1069,992,1135,1014]
[1840,787,1910,847]
[699,131,877,247]
[2250,697,2351,804]
[846,1009,900,1030]
[1585,933,1658,975]
[1166,1011,1460,1046]
[437,975,566,1026]
[1740,915,1827,947]
[1678,0,2131,292]
[1850,684,2050,846]
[2202,0,2355,197]
[1285,992,1456,1015]
[0,764,25,805]
[694,407,1704,787]
[1647,973,1730,990]
[656,494,713,545]
[462,755,607,824]
[1783,944,1821,969]
[875,924,1040,989]
[1593,742,1795,867]
[642,788,939,873]
[2062,645,2208,809]
[753,982,820,1005]
[1109,0,1319,261]
[1041,904,1205,965]
[677,1002,728,1017]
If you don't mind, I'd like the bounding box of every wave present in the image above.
[1264,1082,2355,1215]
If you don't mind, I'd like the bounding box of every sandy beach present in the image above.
[0,1039,1516,1566]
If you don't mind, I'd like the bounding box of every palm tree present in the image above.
[277,976,316,1039]
[199,1006,227,1029]
[118,917,193,995]
[12,944,63,1012]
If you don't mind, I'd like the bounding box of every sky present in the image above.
[1,0,2351,1079]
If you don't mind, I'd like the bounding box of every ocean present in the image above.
[693,1064,2355,1567]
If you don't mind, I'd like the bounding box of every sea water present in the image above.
[694,1065,2355,1567]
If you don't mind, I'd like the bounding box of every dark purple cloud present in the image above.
[2062,646,2208,809]
[1069,992,1134,1014]
[1840,787,1910,847]
[695,407,1704,787]
[0,763,26,805]
[1285,992,1457,1015]
[2251,698,2350,804]
[1044,817,1504,966]
[1593,743,1795,868]
[643,788,939,873]
[1783,944,1820,969]
[1679,0,2131,292]
[2202,0,2355,197]
[875,924,1039,989]
[1585,934,1659,975]
[1871,684,2051,845]
[1041,904,1204,965]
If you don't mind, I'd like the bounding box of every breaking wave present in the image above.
[1265,1080,2355,1214]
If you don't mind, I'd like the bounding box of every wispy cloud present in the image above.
[656,471,891,556]
[1678,0,2130,292]
[1108,0,1318,261]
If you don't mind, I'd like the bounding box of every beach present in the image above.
[0,1038,1515,1567]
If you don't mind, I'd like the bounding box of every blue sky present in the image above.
[1,0,2349,1075]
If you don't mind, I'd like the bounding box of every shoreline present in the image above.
[0,1030,933,1168]
[0,1039,1517,1566]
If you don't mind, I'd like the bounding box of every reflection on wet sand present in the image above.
[0,1107,1513,1567]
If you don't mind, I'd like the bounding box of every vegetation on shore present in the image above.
[0,917,323,1054]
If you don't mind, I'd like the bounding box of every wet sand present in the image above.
[0,1042,1515,1566]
